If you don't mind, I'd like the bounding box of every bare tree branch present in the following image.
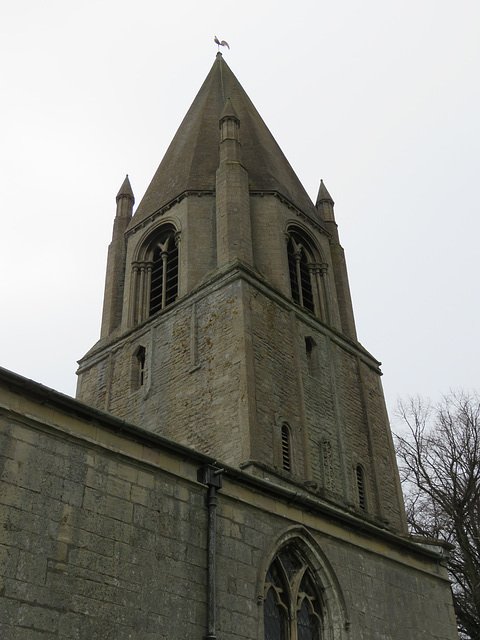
[394,391,480,640]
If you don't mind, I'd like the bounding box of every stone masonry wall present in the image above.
[245,280,406,531]
[78,275,251,466]
[78,269,406,531]
[0,385,458,640]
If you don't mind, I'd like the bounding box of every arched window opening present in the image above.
[356,465,366,510]
[288,236,314,313]
[281,424,292,472]
[149,231,178,315]
[264,546,324,640]
[130,226,180,326]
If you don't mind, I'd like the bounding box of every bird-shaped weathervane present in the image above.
[214,36,230,51]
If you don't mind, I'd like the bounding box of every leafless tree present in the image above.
[394,392,480,640]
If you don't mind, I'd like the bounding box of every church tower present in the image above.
[77,53,406,534]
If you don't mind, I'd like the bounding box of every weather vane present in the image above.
[214,36,230,51]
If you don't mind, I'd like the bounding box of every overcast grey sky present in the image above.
[1,0,479,421]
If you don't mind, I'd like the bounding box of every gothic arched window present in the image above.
[287,234,315,313]
[286,229,330,323]
[264,546,324,640]
[130,225,179,325]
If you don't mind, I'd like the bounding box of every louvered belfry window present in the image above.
[287,234,315,313]
[149,231,178,315]
[281,424,292,472]
[264,546,324,640]
[356,465,367,510]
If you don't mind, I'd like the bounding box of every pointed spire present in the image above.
[220,97,240,125]
[128,55,325,232]
[316,179,335,223]
[219,98,241,159]
[101,176,134,338]
[116,174,134,204]
[316,179,334,206]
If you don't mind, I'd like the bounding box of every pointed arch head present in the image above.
[259,527,348,640]
[285,222,324,264]
[134,220,180,262]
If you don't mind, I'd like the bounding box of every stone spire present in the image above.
[100,175,135,339]
[127,54,325,233]
[219,97,242,163]
[316,179,357,340]
[116,174,135,203]
[316,179,334,222]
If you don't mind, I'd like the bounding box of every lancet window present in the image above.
[264,546,324,640]
[286,229,329,323]
[130,225,179,325]
[131,345,146,392]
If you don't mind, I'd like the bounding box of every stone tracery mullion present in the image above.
[138,263,146,322]
[265,548,325,640]
[294,250,304,307]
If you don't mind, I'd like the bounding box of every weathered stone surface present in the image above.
[0,390,458,639]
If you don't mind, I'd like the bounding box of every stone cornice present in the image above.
[126,190,216,238]
[126,189,329,238]
[250,190,330,237]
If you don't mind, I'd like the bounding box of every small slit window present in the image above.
[281,424,291,472]
[305,337,317,376]
[137,346,146,386]
[356,464,366,510]
[131,345,146,392]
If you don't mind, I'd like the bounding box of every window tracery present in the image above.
[130,225,179,325]
[264,546,324,640]
[149,233,178,315]
[286,229,329,322]
[288,235,314,313]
